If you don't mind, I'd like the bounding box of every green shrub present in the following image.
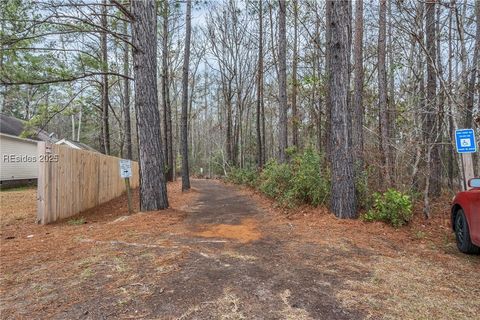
[362,189,413,227]
[259,149,329,207]
[355,166,373,210]
[227,167,258,187]
[226,149,330,208]
[258,160,293,205]
[287,149,330,207]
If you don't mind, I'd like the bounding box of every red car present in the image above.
[451,178,480,254]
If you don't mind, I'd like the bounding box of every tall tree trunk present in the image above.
[455,1,475,186]
[455,3,468,128]
[352,0,364,172]
[180,0,192,191]
[278,0,288,163]
[426,0,441,197]
[233,107,240,165]
[378,0,391,187]
[225,81,234,165]
[465,0,479,129]
[256,0,264,169]
[227,97,233,165]
[291,0,299,149]
[328,0,356,219]
[101,0,110,155]
[387,0,395,181]
[436,3,445,187]
[131,0,168,210]
[123,20,132,160]
[466,0,480,175]
[314,8,322,153]
[412,1,425,192]
[261,84,266,164]
[162,0,174,181]
[324,0,332,161]
[448,5,455,188]
[77,108,82,141]
[475,0,480,175]
[71,114,75,140]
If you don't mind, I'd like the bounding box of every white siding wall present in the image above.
[0,135,38,181]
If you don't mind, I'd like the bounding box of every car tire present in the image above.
[454,209,480,254]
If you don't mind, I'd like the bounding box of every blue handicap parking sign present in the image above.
[455,129,477,153]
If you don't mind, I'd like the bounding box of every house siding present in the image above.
[0,134,38,181]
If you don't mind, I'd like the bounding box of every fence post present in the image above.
[37,142,46,224]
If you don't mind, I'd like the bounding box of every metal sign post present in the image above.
[455,129,477,190]
[119,159,133,214]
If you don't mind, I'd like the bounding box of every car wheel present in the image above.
[454,209,480,254]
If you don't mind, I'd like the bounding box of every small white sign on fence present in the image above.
[119,159,132,178]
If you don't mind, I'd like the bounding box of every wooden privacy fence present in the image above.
[37,142,139,224]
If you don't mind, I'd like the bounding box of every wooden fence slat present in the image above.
[37,142,46,224]
[37,144,140,224]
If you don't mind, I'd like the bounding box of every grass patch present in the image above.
[113,257,128,273]
[68,217,86,225]
[80,267,93,279]
[336,255,480,319]
[0,185,35,192]
[414,230,426,240]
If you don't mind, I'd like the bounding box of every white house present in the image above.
[0,114,57,183]
[0,133,39,181]
[0,114,98,183]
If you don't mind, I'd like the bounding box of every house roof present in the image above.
[0,132,38,144]
[56,138,98,153]
[0,114,55,142]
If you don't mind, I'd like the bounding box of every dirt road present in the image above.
[143,180,363,319]
[70,180,363,319]
[1,179,479,319]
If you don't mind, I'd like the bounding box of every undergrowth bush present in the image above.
[227,167,258,187]
[362,189,412,227]
[227,153,413,224]
[287,149,330,207]
[257,149,330,207]
[355,165,373,210]
[258,160,293,205]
